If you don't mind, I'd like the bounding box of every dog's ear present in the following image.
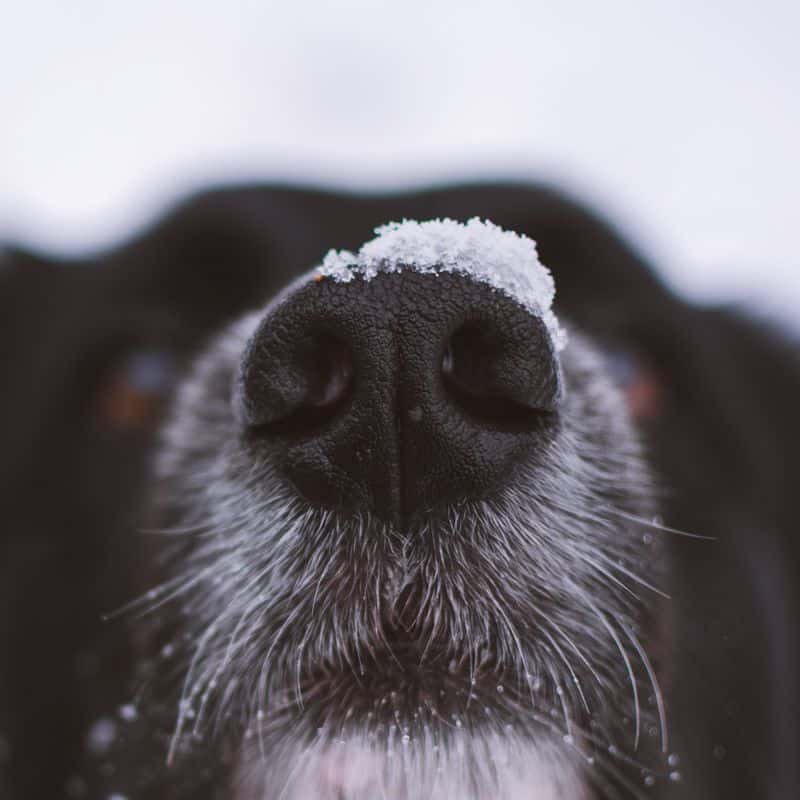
[0,247,86,486]
[0,246,106,799]
[104,187,306,340]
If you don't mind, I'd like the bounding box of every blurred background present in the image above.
[1,0,798,312]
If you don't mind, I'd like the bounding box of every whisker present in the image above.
[580,591,641,751]
[619,617,668,754]
[590,548,670,600]
[573,549,643,602]
[606,508,715,540]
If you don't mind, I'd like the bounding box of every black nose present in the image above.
[235,269,562,527]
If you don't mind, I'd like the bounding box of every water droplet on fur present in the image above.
[161,644,174,658]
[401,734,410,743]
[642,533,653,545]
[86,718,117,756]
[118,704,137,722]
[496,685,504,693]
[668,753,680,766]
[669,771,682,782]
[555,685,564,696]
[643,773,655,787]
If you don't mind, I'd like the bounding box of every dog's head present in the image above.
[4,185,796,800]
[145,218,667,798]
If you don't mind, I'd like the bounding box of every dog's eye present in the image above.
[96,349,177,432]
[603,346,663,420]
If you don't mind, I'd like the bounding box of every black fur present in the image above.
[0,183,798,799]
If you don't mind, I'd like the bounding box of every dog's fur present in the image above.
[0,183,798,799]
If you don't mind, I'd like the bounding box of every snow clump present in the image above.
[318,217,566,351]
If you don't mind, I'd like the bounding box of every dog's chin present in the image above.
[238,639,587,797]
[233,725,590,800]
[231,578,595,800]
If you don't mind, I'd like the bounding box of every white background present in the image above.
[2,1,798,313]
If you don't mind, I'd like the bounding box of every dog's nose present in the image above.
[235,270,562,527]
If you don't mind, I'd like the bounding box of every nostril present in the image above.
[441,320,561,428]
[238,336,354,436]
[302,339,353,412]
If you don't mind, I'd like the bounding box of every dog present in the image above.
[0,183,797,799]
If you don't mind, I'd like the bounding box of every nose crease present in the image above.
[391,326,408,532]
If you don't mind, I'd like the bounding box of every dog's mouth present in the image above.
[127,481,671,799]
[150,447,665,753]
[219,520,605,744]
[282,586,521,726]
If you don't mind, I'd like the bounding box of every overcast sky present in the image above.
[2,1,798,313]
